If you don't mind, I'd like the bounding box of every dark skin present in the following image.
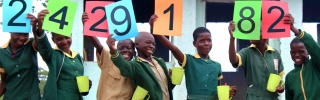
[37,9,91,95]
[228,13,298,93]
[150,14,237,98]
[82,12,135,61]
[0,14,38,96]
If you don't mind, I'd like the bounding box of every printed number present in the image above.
[49,6,69,29]
[110,6,131,36]
[8,0,27,26]
[267,6,285,32]
[90,7,108,32]
[237,7,255,34]
[164,4,174,30]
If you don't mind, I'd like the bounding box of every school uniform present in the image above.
[95,48,134,100]
[36,32,84,100]
[0,39,40,100]
[111,51,175,100]
[235,44,285,100]
[285,31,320,100]
[180,54,222,100]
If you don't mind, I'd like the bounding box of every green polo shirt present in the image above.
[181,54,222,99]
[0,39,40,100]
[235,44,284,98]
[285,31,320,100]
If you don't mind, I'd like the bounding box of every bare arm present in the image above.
[149,14,184,63]
[28,14,38,51]
[228,21,239,66]
[0,73,6,96]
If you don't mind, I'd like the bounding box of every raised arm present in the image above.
[149,14,184,63]
[82,12,103,54]
[228,21,239,67]
[27,14,38,51]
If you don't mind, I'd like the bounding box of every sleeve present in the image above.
[36,31,53,63]
[235,48,248,68]
[96,48,111,70]
[277,51,285,77]
[111,51,137,78]
[218,63,223,80]
[0,66,5,73]
[298,30,320,71]
[180,54,187,68]
[285,76,293,100]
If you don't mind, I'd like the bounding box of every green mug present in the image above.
[217,85,230,100]
[267,73,281,92]
[76,76,89,93]
[132,86,150,100]
[171,67,184,85]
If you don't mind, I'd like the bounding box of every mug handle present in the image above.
[146,94,150,100]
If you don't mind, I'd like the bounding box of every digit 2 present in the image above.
[8,0,27,26]
[49,6,69,29]
[110,6,131,36]
[90,6,108,32]
[164,4,174,30]
[268,6,285,32]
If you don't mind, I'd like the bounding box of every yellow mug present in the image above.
[171,67,184,85]
[76,76,89,93]
[267,73,281,92]
[217,85,230,100]
[132,86,150,100]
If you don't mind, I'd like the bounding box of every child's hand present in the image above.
[149,14,158,28]
[284,14,294,27]
[27,13,38,33]
[82,12,89,24]
[169,68,172,76]
[230,86,237,98]
[107,34,117,54]
[37,9,49,33]
[228,21,235,37]
[276,82,284,93]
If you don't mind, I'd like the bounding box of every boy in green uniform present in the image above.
[107,32,175,100]
[149,15,237,100]
[36,9,91,100]
[82,13,135,100]
[228,21,285,100]
[0,14,41,100]
[284,14,320,100]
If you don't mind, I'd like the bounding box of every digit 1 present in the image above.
[164,4,174,30]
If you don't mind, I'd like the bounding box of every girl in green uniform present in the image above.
[35,9,91,100]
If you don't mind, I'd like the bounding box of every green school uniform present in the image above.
[285,31,320,100]
[235,44,285,100]
[0,39,40,100]
[111,51,175,100]
[180,54,222,100]
[36,33,84,100]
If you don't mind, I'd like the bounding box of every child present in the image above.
[36,9,91,100]
[149,15,237,99]
[228,21,285,99]
[0,14,41,100]
[107,32,175,100]
[284,14,320,100]
[82,12,135,100]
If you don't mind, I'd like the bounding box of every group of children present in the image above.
[0,8,318,100]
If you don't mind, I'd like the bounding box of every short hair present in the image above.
[193,27,211,41]
[118,39,135,49]
[290,37,302,46]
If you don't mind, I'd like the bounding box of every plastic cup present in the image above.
[267,73,281,92]
[171,67,184,85]
[132,86,149,100]
[76,76,89,93]
[217,85,230,100]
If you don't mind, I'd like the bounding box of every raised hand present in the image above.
[37,9,49,33]
[228,20,235,38]
[149,14,158,27]
[107,35,117,54]
[82,12,89,24]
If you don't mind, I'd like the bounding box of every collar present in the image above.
[1,39,30,48]
[249,44,275,51]
[136,56,155,66]
[193,53,216,62]
[53,46,78,58]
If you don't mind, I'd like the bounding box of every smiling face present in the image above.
[117,39,135,61]
[193,32,212,56]
[10,33,29,48]
[290,42,308,65]
[52,33,72,53]
[135,32,155,59]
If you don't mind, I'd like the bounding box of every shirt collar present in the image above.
[193,53,216,62]
[53,46,78,58]
[249,44,275,51]
[1,39,30,48]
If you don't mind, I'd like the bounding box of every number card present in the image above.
[42,0,77,37]
[262,1,289,39]
[84,1,113,38]
[105,0,138,41]
[153,0,183,36]
[3,0,32,33]
[233,1,261,40]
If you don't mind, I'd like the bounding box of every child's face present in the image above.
[117,40,135,61]
[10,33,29,48]
[52,33,72,52]
[135,34,155,58]
[290,42,308,65]
[193,32,212,56]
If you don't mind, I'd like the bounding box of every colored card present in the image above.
[233,1,262,40]
[3,0,32,33]
[84,1,113,38]
[42,0,78,37]
[153,0,183,36]
[261,1,289,39]
[105,0,138,41]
